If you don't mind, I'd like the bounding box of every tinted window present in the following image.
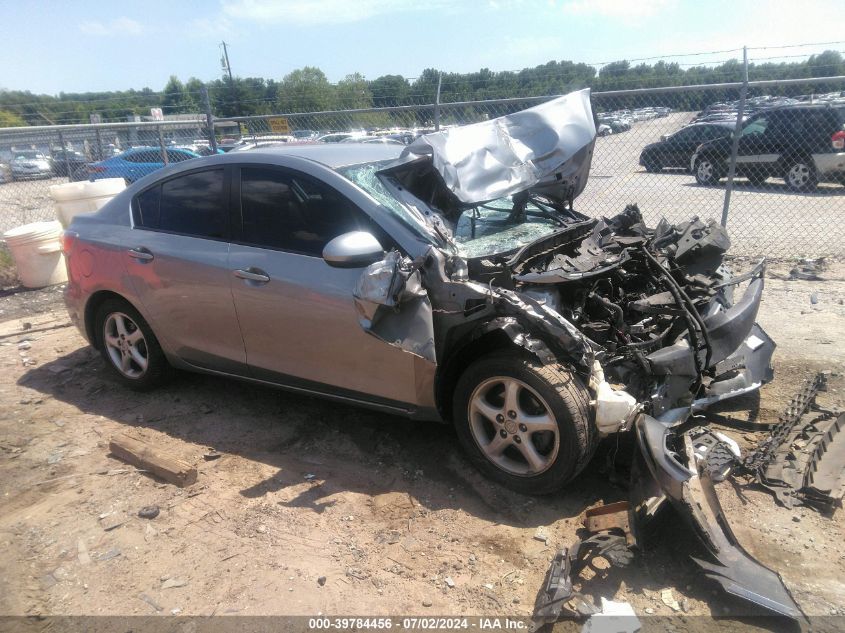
[740,117,767,137]
[703,126,730,140]
[134,186,161,228]
[671,128,695,142]
[157,169,227,239]
[240,167,376,255]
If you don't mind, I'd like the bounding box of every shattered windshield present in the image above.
[339,162,438,246]
[452,198,562,258]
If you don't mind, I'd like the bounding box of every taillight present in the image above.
[60,230,78,256]
[88,165,106,172]
[833,130,845,151]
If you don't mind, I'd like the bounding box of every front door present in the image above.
[228,166,420,406]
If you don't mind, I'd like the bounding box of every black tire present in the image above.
[452,351,596,495]
[694,156,721,186]
[784,158,817,192]
[94,298,170,391]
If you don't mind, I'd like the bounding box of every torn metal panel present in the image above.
[352,250,436,363]
[403,88,596,206]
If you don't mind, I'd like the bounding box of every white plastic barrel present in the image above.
[49,178,125,228]
[2,221,68,288]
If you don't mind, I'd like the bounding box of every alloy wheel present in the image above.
[467,376,560,477]
[103,312,149,379]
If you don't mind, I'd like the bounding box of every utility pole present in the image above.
[434,72,442,131]
[220,41,238,116]
[201,85,218,153]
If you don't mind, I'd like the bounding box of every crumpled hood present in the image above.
[401,88,597,206]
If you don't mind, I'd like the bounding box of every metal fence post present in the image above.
[57,130,71,181]
[434,72,442,132]
[94,127,104,161]
[157,125,169,165]
[201,85,218,153]
[721,46,749,228]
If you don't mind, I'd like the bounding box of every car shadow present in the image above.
[17,347,625,530]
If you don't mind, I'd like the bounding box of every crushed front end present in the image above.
[351,88,795,620]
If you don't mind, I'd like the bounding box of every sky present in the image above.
[1,0,844,95]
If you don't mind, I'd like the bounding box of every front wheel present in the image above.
[694,157,721,185]
[452,352,596,494]
[95,299,170,391]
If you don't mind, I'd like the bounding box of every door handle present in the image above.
[128,247,154,261]
[234,268,270,284]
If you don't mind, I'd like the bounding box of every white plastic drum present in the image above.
[49,178,125,228]
[2,221,68,288]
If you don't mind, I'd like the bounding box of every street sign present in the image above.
[150,108,164,121]
[268,117,290,134]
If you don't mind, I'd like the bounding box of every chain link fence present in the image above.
[1,77,843,258]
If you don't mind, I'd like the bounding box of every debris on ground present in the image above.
[743,372,845,512]
[109,433,197,487]
[789,258,827,281]
[581,598,640,633]
[138,505,160,519]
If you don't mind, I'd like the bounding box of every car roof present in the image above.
[237,143,405,168]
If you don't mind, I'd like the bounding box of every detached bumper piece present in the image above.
[635,413,804,620]
[744,372,845,512]
[531,505,635,628]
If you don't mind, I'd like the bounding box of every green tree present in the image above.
[277,67,335,113]
[0,110,26,127]
[336,73,373,109]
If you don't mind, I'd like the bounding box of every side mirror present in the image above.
[323,231,384,268]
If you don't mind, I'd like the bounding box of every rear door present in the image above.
[735,114,776,173]
[227,165,420,405]
[126,167,247,374]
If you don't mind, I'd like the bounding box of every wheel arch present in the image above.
[84,290,146,350]
[434,319,588,424]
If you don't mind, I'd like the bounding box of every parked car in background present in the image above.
[597,123,612,137]
[691,103,845,191]
[639,122,734,172]
[341,136,404,145]
[50,149,89,180]
[292,129,319,140]
[318,132,365,143]
[87,147,203,183]
[10,150,53,180]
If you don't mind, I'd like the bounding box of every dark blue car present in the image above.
[87,147,204,183]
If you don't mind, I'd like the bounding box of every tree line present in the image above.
[0,51,842,127]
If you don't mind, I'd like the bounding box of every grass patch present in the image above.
[0,244,19,288]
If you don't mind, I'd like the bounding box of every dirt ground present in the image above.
[0,258,843,630]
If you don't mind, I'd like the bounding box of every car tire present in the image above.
[452,351,596,494]
[95,298,170,391]
[784,158,817,192]
[694,156,721,186]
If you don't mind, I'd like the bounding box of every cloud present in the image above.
[220,0,451,26]
[559,0,675,18]
[78,17,144,37]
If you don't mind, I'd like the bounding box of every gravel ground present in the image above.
[0,260,843,630]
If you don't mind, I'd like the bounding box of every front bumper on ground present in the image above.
[634,411,804,620]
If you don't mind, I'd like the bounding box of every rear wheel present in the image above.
[95,299,170,391]
[784,159,817,192]
[453,352,596,494]
[695,157,721,185]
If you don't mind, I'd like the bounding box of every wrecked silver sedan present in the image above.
[64,88,793,618]
[65,88,772,494]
